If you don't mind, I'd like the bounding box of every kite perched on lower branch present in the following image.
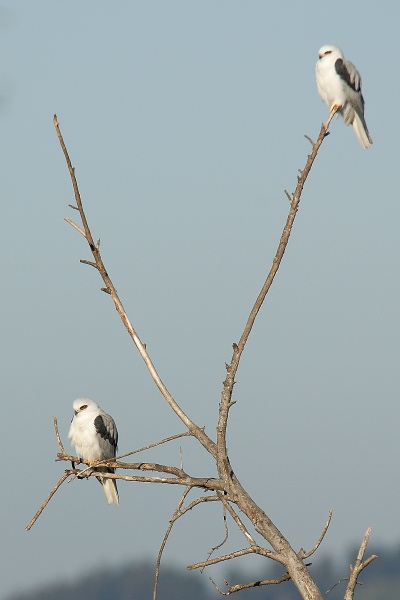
[68,398,119,505]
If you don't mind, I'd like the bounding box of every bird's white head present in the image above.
[72,398,99,415]
[318,45,343,60]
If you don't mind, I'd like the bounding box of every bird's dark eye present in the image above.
[80,405,88,410]
[325,50,332,55]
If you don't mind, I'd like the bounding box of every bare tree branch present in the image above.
[53,115,217,458]
[217,492,258,549]
[209,571,291,596]
[299,510,333,559]
[64,217,86,238]
[344,527,377,600]
[80,259,98,269]
[188,539,278,572]
[25,472,70,531]
[217,110,338,482]
[154,486,192,600]
[200,497,230,573]
[53,417,66,454]
[326,578,349,595]
[188,547,257,570]
[172,493,223,518]
[116,431,193,459]
[56,455,225,490]
[50,110,378,600]
[210,113,338,600]
[154,490,236,598]
[28,421,208,531]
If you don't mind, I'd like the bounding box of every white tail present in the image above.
[101,477,119,505]
[96,469,119,505]
[352,113,373,149]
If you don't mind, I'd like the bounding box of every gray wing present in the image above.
[335,57,362,94]
[94,412,118,460]
[335,57,368,131]
[93,412,119,504]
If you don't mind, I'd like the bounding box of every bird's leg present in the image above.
[77,467,93,480]
[323,103,341,135]
[77,460,97,479]
[70,457,93,479]
[71,456,83,469]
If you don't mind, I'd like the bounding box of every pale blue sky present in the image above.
[2,2,399,597]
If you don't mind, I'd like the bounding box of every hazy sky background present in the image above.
[2,2,399,598]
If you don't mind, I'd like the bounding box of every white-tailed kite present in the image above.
[68,398,119,505]
[316,45,373,148]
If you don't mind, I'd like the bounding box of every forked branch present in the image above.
[53,115,216,459]
[48,110,377,600]
[344,527,377,600]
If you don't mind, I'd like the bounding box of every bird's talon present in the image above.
[77,468,92,480]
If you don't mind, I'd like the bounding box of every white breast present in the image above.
[68,414,102,462]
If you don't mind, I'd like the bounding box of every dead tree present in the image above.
[26,111,376,600]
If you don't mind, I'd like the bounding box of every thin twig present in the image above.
[154,492,225,597]
[116,431,193,459]
[64,217,86,238]
[53,417,66,454]
[25,472,70,531]
[201,498,229,573]
[80,259,98,269]
[154,487,192,600]
[326,578,349,594]
[218,492,258,548]
[304,135,315,146]
[188,547,256,570]
[209,571,291,596]
[187,542,279,572]
[299,510,332,559]
[175,494,222,519]
[284,190,293,203]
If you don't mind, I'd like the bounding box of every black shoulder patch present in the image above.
[94,414,117,448]
[335,58,359,92]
